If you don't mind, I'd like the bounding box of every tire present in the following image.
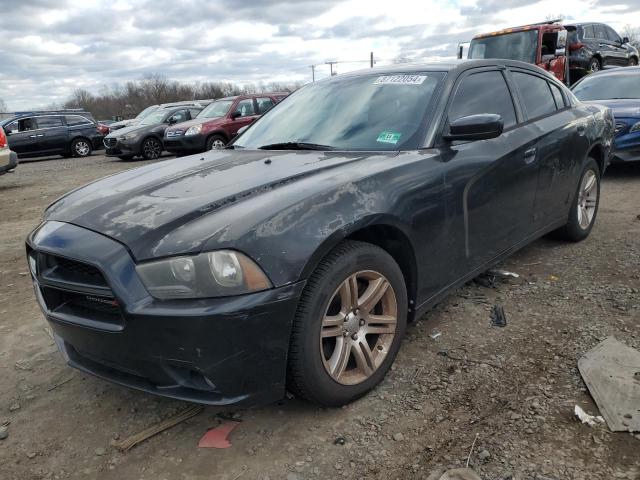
[287,240,408,407]
[589,57,601,73]
[141,137,162,160]
[629,57,638,67]
[71,138,92,158]
[117,155,134,161]
[553,157,600,242]
[206,135,226,151]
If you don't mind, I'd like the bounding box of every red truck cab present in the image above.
[467,21,569,84]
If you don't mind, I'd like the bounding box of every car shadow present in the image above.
[603,162,640,179]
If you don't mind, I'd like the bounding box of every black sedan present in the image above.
[103,106,202,160]
[27,60,613,407]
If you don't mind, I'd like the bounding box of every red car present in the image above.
[164,93,288,154]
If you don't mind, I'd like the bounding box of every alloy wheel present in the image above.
[590,60,600,72]
[143,139,162,159]
[577,169,598,230]
[75,140,90,156]
[320,270,398,386]
[209,138,226,150]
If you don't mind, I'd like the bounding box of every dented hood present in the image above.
[44,149,378,260]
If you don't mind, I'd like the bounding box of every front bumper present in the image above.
[104,137,140,157]
[164,134,206,153]
[27,221,304,406]
[0,150,18,175]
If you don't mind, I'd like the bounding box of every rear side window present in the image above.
[37,116,64,128]
[448,71,517,129]
[65,115,91,126]
[549,82,566,109]
[583,25,595,39]
[512,72,557,120]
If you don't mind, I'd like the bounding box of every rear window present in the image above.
[512,72,557,120]
[469,30,538,64]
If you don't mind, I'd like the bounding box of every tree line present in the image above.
[62,74,304,120]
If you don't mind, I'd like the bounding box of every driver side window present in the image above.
[448,71,517,130]
[234,99,256,118]
[5,118,35,134]
[168,110,188,124]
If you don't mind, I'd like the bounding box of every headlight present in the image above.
[630,121,640,133]
[185,125,202,136]
[136,250,272,300]
[120,133,137,141]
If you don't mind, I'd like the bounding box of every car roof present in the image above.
[578,66,640,79]
[338,59,554,79]
[1,110,94,125]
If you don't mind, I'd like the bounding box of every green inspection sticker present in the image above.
[376,131,401,144]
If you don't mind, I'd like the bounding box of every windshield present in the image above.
[197,100,233,119]
[234,72,444,151]
[469,30,538,64]
[572,74,640,100]
[138,110,167,126]
[136,105,158,119]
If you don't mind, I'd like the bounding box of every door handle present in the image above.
[29,135,37,138]
[37,134,44,137]
[524,148,537,164]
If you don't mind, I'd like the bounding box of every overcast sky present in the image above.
[1,0,639,110]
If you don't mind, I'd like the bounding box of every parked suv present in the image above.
[0,126,18,175]
[164,93,288,154]
[103,105,203,160]
[0,110,103,159]
[109,100,213,133]
[566,22,639,82]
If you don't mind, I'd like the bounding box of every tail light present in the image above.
[569,42,585,52]
[0,127,7,148]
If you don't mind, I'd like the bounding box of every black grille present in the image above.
[104,137,117,148]
[40,253,109,289]
[32,251,124,330]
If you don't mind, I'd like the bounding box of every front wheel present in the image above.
[553,158,600,242]
[589,57,601,73]
[71,138,92,158]
[206,135,226,150]
[287,241,407,407]
[629,57,638,66]
[141,137,162,160]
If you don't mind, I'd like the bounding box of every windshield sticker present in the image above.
[377,131,402,144]
[374,75,427,85]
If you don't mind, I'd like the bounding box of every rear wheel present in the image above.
[142,137,162,160]
[589,57,601,73]
[287,241,407,407]
[206,135,226,150]
[553,157,600,242]
[71,138,92,158]
[629,57,638,66]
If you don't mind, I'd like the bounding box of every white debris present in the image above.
[574,405,605,428]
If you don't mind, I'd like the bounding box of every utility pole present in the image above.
[370,52,374,68]
[310,64,316,82]
[325,61,338,76]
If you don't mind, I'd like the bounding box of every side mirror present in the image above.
[168,117,177,125]
[623,36,630,44]
[230,111,242,120]
[444,114,504,142]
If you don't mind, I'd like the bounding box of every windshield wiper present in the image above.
[258,142,335,151]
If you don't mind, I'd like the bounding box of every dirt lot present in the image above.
[0,153,638,480]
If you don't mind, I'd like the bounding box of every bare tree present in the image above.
[621,24,640,48]
[0,98,7,112]
[545,13,566,22]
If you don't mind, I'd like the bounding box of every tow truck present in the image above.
[459,20,572,85]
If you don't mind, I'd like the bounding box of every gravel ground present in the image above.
[0,153,638,480]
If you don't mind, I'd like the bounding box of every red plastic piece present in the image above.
[198,421,240,449]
